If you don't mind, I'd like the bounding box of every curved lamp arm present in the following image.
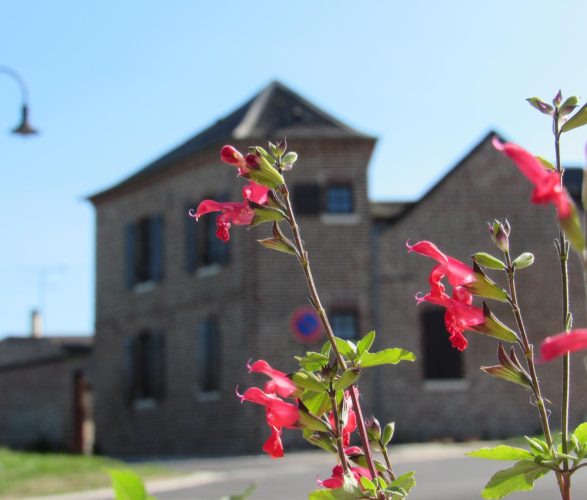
[0,65,38,135]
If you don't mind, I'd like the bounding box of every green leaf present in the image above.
[249,204,286,228]
[298,408,330,432]
[512,252,534,270]
[333,337,357,359]
[333,368,361,391]
[535,156,556,171]
[292,371,326,393]
[220,483,257,500]
[472,252,506,270]
[357,330,376,355]
[480,460,549,499]
[359,348,415,368]
[467,445,533,461]
[561,103,587,132]
[389,471,416,495]
[303,430,337,453]
[281,151,298,166]
[320,341,332,357]
[109,469,149,500]
[359,475,376,492]
[297,352,330,371]
[382,422,395,446]
[303,391,331,417]
[526,97,554,115]
[257,237,297,255]
[573,422,587,445]
[472,304,519,343]
[559,205,585,254]
[480,365,532,390]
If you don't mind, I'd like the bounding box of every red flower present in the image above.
[408,240,486,350]
[247,359,296,398]
[319,464,372,490]
[238,360,299,458]
[492,138,573,219]
[192,181,269,242]
[327,391,357,448]
[540,329,587,362]
[220,145,250,176]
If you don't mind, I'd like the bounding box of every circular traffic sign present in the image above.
[290,306,323,343]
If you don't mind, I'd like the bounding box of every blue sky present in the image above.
[0,1,586,336]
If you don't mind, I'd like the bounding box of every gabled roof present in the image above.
[90,80,373,202]
[371,131,584,224]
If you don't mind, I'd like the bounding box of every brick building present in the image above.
[89,81,587,455]
[0,313,94,453]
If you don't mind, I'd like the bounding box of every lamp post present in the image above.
[0,65,38,136]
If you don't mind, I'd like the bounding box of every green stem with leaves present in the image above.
[554,113,571,478]
[503,250,566,497]
[279,183,380,483]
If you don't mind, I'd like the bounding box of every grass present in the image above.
[0,448,174,498]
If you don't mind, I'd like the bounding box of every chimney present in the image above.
[31,309,42,338]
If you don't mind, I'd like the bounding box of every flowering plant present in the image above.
[109,91,587,500]
[195,139,416,499]
[407,91,587,500]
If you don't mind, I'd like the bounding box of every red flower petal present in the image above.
[262,425,284,458]
[248,359,296,398]
[540,329,587,361]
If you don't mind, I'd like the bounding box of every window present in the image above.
[125,331,165,402]
[293,183,355,216]
[198,318,221,392]
[331,310,359,341]
[420,309,464,380]
[125,215,164,288]
[325,185,354,214]
[185,200,230,273]
[293,184,321,215]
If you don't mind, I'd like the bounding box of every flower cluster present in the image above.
[237,360,299,458]
[407,240,511,350]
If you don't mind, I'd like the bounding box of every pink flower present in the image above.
[247,359,296,398]
[238,360,299,458]
[192,181,269,242]
[540,329,587,362]
[319,464,372,490]
[408,240,489,351]
[220,145,250,176]
[492,138,573,219]
[327,391,357,448]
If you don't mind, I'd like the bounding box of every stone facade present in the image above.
[90,81,587,455]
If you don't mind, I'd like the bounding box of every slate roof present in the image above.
[90,80,373,201]
[0,336,93,369]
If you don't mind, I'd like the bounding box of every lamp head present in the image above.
[12,104,38,136]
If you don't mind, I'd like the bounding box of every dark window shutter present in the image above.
[185,205,197,272]
[154,331,166,399]
[124,223,136,289]
[293,184,322,215]
[150,215,164,282]
[124,336,136,402]
[421,309,464,380]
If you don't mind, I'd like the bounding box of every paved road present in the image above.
[153,443,587,500]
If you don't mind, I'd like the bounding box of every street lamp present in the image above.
[0,65,38,136]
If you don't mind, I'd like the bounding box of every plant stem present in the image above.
[280,184,379,481]
[504,250,565,496]
[554,115,571,476]
[380,443,396,482]
[329,389,351,475]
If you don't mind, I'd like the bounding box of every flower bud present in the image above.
[488,219,510,253]
[552,90,563,108]
[366,417,381,442]
[220,145,249,175]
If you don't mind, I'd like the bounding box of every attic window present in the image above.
[291,105,304,118]
[293,184,322,215]
[325,185,354,214]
